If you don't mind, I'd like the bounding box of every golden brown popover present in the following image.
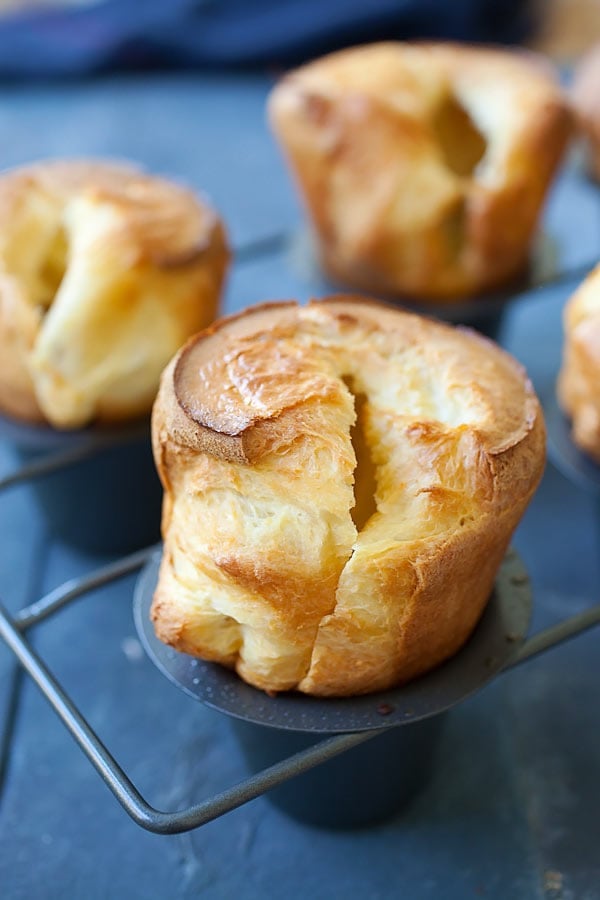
[269,42,571,301]
[151,296,545,696]
[0,159,229,429]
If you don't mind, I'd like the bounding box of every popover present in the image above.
[0,159,229,428]
[151,296,545,696]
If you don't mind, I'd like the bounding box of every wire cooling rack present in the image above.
[1,233,600,835]
[0,533,599,834]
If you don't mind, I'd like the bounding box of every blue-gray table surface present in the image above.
[0,73,599,900]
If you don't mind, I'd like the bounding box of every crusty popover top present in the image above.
[558,264,600,460]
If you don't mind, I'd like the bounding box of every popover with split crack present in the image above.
[269,42,571,301]
[151,297,545,696]
[0,159,229,429]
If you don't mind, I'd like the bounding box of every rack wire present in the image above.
[0,550,599,835]
[1,235,600,835]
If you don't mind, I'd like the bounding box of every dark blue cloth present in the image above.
[0,0,534,78]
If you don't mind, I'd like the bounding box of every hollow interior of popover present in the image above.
[431,92,487,178]
[6,190,70,315]
[343,375,378,532]
[36,225,69,312]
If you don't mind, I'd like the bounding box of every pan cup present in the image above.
[1,414,162,555]
[134,548,532,829]
[230,714,445,829]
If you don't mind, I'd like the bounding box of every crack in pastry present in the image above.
[0,159,229,428]
[268,42,572,301]
[151,296,545,696]
[430,91,487,179]
[343,375,378,532]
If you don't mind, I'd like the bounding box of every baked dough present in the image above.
[0,160,229,428]
[269,42,571,301]
[151,296,545,696]
[572,44,600,180]
[558,265,600,460]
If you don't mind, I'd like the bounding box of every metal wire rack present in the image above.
[1,236,600,835]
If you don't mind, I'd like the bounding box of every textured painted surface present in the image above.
[0,446,46,795]
[0,73,599,900]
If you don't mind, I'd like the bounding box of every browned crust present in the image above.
[268,41,572,301]
[558,265,600,460]
[297,501,531,695]
[0,159,221,266]
[0,158,229,427]
[0,273,45,422]
[159,295,539,460]
[571,44,600,181]
[151,295,545,696]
